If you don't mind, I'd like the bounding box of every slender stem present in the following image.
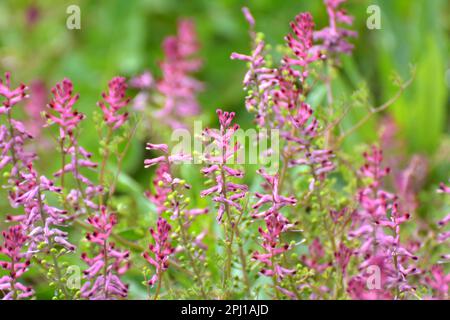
[99,126,113,207]
[335,74,415,147]
[219,165,233,294]
[153,270,162,300]
[109,120,139,198]
[103,240,109,299]
[37,188,70,299]
[6,110,18,167]
[60,139,66,190]
[10,259,17,300]
[270,254,281,299]
[176,215,208,299]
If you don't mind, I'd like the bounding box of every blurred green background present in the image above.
[0,0,448,298]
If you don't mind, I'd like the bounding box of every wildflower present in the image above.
[424,266,450,300]
[7,165,75,253]
[81,206,130,299]
[98,77,130,130]
[313,0,357,56]
[0,225,34,300]
[0,72,28,112]
[252,168,297,220]
[46,79,100,212]
[285,12,324,68]
[242,7,255,27]
[349,146,418,298]
[436,181,449,263]
[200,109,248,222]
[231,7,278,127]
[334,242,353,275]
[154,19,203,128]
[130,71,153,90]
[143,217,175,287]
[301,238,331,274]
[45,78,84,138]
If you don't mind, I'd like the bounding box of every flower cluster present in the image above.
[201,110,248,223]
[0,72,28,112]
[81,206,130,299]
[144,142,209,298]
[348,146,418,299]
[98,77,130,130]
[46,79,100,207]
[232,9,335,186]
[0,225,33,300]
[143,217,175,287]
[251,168,298,298]
[45,79,84,139]
[0,73,34,176]
[313,0,358,56]
[132,19,203,129]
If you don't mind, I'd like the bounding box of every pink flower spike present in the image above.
[146,143,169,153]
[98,77,130,130]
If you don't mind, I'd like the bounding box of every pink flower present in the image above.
[0,72,28,112]
[334,242,353,275]
[154,19,203,128]
[47,78,100,211]
[285,13,324,67]
[252,168,297,219]
[130,71,153,89]
[438,181,450,194]
[24,80,47,138]
[143,217,175,287]
[301,238,332,274]
[231,26,277,125]
[98,77,130,130]
[242,7,255,27]
[253,213,293,277]
[81,206,130,299]
[201,109,248,222]
[313,0,357,56]
[348,146,418,298]
[0,225,34,300]
[424,266,450,299]
[45,78,84,139]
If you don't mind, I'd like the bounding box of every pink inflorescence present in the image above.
[46,79,101,212]
[0,225,34,300]
[155,19,203,128]
[313,0,358,56]
[98,77,130,130]
[200,109,248,223]
[143,217,175,286]
[348,146,419,299]
[81,206,130,299]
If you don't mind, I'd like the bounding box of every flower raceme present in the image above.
[0,225,34,300]
[0,72,28,113]
[313,0,358,56]
[200,109,248,223]
[348,146,419,299]
[81,206,130,299]
[45,78,84,139]
[143,217,175,287]
[98,77,130,130]
[131,19,203,129]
